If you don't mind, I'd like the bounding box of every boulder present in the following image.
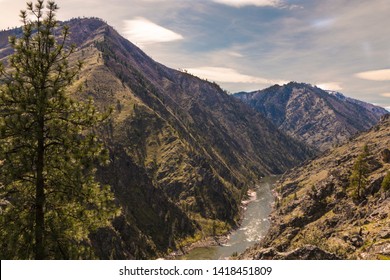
[349,235,364,248]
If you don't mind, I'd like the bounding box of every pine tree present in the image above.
[349,147,369,200]
[382,171,390,192]
[0,0,118,259]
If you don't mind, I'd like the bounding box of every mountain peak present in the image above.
[66,16,107,26]
[234,83,387,151]
[285,81,314,88]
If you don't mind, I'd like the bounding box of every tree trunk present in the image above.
[35,117,45,259]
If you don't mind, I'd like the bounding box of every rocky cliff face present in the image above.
[0,18,313,259]
[240,114,390,260]
[234,82,388,152]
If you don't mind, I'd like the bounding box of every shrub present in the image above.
[382,172,390,192]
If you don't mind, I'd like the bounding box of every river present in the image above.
[177,176,278,260]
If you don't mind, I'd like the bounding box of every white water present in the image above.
[179,176,278,260]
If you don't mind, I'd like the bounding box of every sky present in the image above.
[1,0,389,110]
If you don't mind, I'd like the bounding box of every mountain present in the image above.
[327,90,388,116]
[239,114,390,260]
[0,18,313,259]
[234,82,388,151]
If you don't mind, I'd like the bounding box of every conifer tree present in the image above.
[0,0,118,259]
[349,146,370,199]
[382,171,390,193]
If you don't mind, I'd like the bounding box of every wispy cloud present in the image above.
[186,67,286,85]
[227,51,244,58]
[355,69,390,81]
[381,93,390,97]
[311,18,335,29]
[122,17,183,45]
[211,0,283,8]
[316,82,343,91]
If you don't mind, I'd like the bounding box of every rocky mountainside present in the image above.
[234,82,388,151]
[0,18,313,259]
[239,114,390,260]
[327,90,387,116]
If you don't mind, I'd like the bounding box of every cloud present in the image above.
[311,18,335,29]
[186,67,286,84]
[316,82,343,91]
[211,0,283,8]
[381,93,390,97]
[355,69,390,81]
[122,17,183,45]
[227,51,244,58]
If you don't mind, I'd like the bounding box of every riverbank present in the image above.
[164,188,257,259]
[165,176,278,260]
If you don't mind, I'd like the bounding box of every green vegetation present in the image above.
[382,171,390,192]
[0,1,118,259]
[349,145,370,199]
[295,226,325,248]
[378,254,390,260]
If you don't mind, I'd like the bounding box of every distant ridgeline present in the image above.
[234,82,387,152]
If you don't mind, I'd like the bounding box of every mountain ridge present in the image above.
[234,82,388,151]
